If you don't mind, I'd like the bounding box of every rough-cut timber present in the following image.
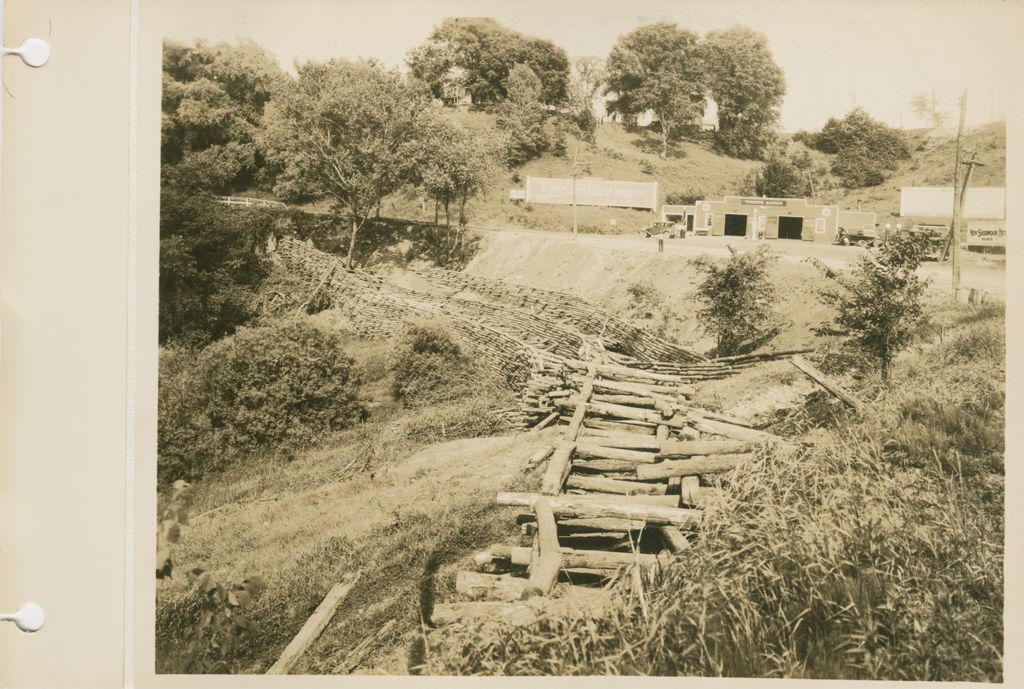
[456,572,531,601]
[636,453,753,479]
[540,443,575,495]
[790,355,864,411]
[574,442,659,464]
[658,439,759,457]
[496,492,702,526]
[566,475,668,495]
[688,414,790,444]
[526,498,562,596]
[266,573,360,674]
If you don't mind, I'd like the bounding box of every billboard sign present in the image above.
[965,221,1006,247]
[900,186,1006,219]
[525,176,658,210]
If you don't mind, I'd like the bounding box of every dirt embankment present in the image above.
[464,232,836,354]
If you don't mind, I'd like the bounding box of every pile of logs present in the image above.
[431,359,796,627]
[409,265,707,363]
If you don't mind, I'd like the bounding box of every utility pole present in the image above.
[570,146,591,237]
[950,89,967,302]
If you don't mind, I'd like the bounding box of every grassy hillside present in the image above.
[382,113,759,235]
[813,122,1006,225]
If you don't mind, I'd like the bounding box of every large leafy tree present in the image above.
[418,117,498,228]
[702,26,786,160]
[407,18,569,106]
[496,64,564,165]
[161,40,286,193]
[802,107,911,187]
[262,59,433,268]
[604,23,705,158]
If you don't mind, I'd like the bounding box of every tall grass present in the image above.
[431,303,1004,680]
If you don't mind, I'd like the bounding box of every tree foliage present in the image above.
[159,189,276,347]
[911,91,948,128]
[161,40,286,193]
[418,117,498,228]
[702,26,786,160]
[604,23,705,158]
[262,59,433,267]
[740,148,827,198]
[406,18,569,106]
[496,64,566,165]
[158,319,367,481]
[691,245,779,356]
[799,108,911,188]
[818,236,928,381]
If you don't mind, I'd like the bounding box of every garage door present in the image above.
[778,216,804,240]
[724,213,748,237]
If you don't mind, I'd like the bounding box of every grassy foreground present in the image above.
[429,301,1005,680]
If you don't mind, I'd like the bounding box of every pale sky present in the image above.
[155,0,1018,132]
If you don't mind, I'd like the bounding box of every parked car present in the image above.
[835,223,880,247]
[639,221,681,239]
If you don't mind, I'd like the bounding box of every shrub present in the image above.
[800,108,911,188]
[158,319,366,481]
[691,245,780,356]
[817,236,928,381]
[387,321,486,405]
[665,190,702,205]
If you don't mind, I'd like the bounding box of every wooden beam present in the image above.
[529,411,559,432]
[789,355,863,411]
[574,442,658,464]
[636,454,752,480]
[540,443,576,495]
[583,418,657,434]
[526,498,562,596]
[566,368,596,440]
[267,573,360,675]
[577,430,662,451]
[658,526,690,553]
[688,414,790,444]
[566,475,668,495]
[456,571,531,601]
[659,439,758,457]
[496,492,701,526]
[526,444,555,469]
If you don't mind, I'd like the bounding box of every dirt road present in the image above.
[466,225,1005,298]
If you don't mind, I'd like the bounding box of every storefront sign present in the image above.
[742,198,787,206]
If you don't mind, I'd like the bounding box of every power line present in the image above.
[896,26,941,98]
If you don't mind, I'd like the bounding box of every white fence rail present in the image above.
[215,195,288,209]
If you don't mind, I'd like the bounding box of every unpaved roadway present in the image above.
[465,225,1005,298]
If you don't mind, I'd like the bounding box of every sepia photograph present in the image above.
[152,0,1008,679]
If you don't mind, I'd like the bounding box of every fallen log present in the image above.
[496,492,701,526]
[583,418,657,434]
[525,444,555,469]
[588,377,693,399]
[688,414,791,444]
[658,439,759,457]
[530,412,559,432]
[456,571,531,601]
[566,368,596,440]
[581,400,666,424]
[658,526,690,553]
[576,430,662,451]
[636,453,753,480]
[526,498,561,596]
[267,573,361,674]
[566,475,668,496]
[790,355,863,411]
[574,442,658,464]
[431,595,611,627]
[513,514,647,531]
[564,492,680,507]
[572,458,641,473]
[540,443,575,495]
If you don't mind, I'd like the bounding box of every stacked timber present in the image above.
[408,265,707,363]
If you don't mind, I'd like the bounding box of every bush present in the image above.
[158,319,366,481]
[387,321,485,405]
[800,108,911,188]
[665,190,702,205]
[691,245,780,356]
[817,236,928,381]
